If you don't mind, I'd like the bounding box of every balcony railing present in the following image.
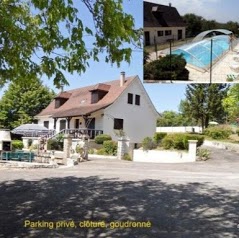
[63,128,103,139]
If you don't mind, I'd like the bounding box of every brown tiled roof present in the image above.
[36,76,137,118]
[89,83,111,92]
[54,92,72,99]
[144,1,186,28]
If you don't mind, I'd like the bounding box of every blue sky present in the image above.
[148,0,239,23]
[0,0,187,113]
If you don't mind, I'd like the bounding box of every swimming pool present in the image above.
[172,35,230,69]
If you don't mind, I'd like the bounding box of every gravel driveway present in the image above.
[0,147,239,238]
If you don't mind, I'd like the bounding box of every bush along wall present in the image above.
[161,133,204,150]
[95,134,112,144]
[203,126,232,140]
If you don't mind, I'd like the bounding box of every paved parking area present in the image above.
[0,147,239,238]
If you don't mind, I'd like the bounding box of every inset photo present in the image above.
[144,0,239,83]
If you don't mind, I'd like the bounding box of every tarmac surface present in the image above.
[0,146,239,238]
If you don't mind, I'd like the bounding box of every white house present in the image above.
[35,72,159,144]
[144,1,186,46]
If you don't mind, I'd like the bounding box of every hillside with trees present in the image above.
[183,13,239,37]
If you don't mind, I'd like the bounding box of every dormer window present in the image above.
[90,83,110,104]
[54,92,71,109]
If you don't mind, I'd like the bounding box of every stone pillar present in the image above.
[188,140,198,162]
[117,138,129,160]
[22,137,29,149]
[63,134,72,165]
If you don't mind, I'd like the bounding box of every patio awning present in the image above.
[11,124,51,137]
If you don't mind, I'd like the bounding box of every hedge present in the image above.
[95,134,112,144]
[204,126,232,140]
[153,132,167,144]
[11,140,24,150]
[162,133,204,150]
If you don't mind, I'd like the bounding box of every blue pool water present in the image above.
[172,35,230,69]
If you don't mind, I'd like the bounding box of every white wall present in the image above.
[133,149,194,163]
[156,126,203,133]
[144,27,186,45]
[103,77,158,143]
[38,117,55,130]
[69,117,85,129]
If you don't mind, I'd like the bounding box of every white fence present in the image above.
[156,126,202,133]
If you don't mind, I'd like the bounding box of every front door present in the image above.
[178,30,183,40]
[144,31,150,46]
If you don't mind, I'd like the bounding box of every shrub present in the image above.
[153,132,167,144]
[204,126,232,140]
[88,148,95,154]
[123,153,132,161]
[162,133,205,150]
[236,129,239,136]
[161,134,175,149]
[144,54,189,81]
[103,140,117,155]
[142,137,157,151]
[95,134,112,144]
[95,140,117,156]
[96,148,107,155]
[197,148,210,161]
[47,139,63,151]
[11,140,24,151]
[183,134,205,148]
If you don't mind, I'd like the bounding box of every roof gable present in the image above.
[144,1,186,28]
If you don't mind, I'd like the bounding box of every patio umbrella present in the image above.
[11,123,50,137]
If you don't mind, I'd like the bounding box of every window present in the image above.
[43,121,49,129]
[127,93,133,104]
[75,119,79,128]
[165,30,172,36]
[59,120,66,131]
[91,90,108,104]
[114,118,124,130]
[135,95,140,106]
[157,31,163,37]
[55,98,68,108]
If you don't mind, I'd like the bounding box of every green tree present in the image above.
[222,84,239,123]
[0,77,55,129]
[225,21,239,36]
[180,84,228,129]
[183,14,204,37]
[0,0,141,88]
[157,111,193,127]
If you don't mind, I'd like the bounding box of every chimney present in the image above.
[120,71,125,87]
[60,83,64,92]
[169,3,172,7]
